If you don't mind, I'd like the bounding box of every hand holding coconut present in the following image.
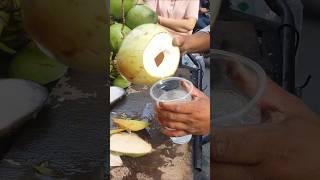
[172,27,210,54]
[152,25,211,137]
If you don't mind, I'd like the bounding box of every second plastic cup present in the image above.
[150,77,194,144]
[211,49,267,127]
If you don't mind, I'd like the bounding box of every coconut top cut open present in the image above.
[143,32,179,79]
[116,24,180,86]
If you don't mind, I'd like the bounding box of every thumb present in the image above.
[191,86,205,98]
[172,36,185,47]
[259,79,307,115]
[181,80,205,98]
[224,61,297,113]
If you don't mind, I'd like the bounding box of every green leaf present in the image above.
[33,161,64,178]
[0,42,16,54]
[0,11,10,34]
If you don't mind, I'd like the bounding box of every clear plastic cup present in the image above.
[150,77,193,144]
[211,49,267,127]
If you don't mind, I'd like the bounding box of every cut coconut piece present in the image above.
[116,24,180,85]
[110,153,123,167]
[113,118,149,131]
[110,133,152,157]
[110,128,125,135]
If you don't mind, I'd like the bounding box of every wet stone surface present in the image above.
[110,69,193,180]
[0,70,107,179]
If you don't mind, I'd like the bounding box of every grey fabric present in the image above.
[200,25,210,33]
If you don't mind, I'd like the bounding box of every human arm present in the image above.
[172,26,210,54]
[157,0,199,33]
[158,16,197,33]
[212,78,320,179]
[155,83,210,136]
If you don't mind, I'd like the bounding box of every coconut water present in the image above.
[158,89,192,144]
[158,89,192,102]
[213,89,261,127]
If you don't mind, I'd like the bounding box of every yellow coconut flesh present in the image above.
[113,118,149,132]
[20,0,107,72]
[116,24,180,86]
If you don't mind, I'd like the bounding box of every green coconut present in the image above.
[110,18,114,25]
[109,51,120,80]
[125,4,157,29]
[110,0,137,20]
[20,0,107,72]
[110,23,131,53]
[110,133,152,158]
[9,47,68,85]
[116,24,180,85]
[112,75,130,88]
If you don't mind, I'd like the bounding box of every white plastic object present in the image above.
[110,86,125,105]
[150,77,194,145]
[211,49,267,127]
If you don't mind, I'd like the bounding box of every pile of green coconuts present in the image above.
[0,0,68,85]
[110,0,157,88]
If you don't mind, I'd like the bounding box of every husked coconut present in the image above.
[113,118,149,131]
[116,24,180,85]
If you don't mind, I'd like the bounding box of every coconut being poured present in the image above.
[110,24,181,166]
[110,2,182,163]
[115,23,180,86]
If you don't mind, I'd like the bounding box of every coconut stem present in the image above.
[121,0,125,35]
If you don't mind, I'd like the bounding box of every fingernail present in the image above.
[159,102,164,108]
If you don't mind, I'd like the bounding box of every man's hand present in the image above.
[172,35,189,54]
[155,83,210,137]
[172,30,210,54]
[212,79,320,180]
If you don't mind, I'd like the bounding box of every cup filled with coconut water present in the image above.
[150,77,194,144]
[211,49,267,127]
